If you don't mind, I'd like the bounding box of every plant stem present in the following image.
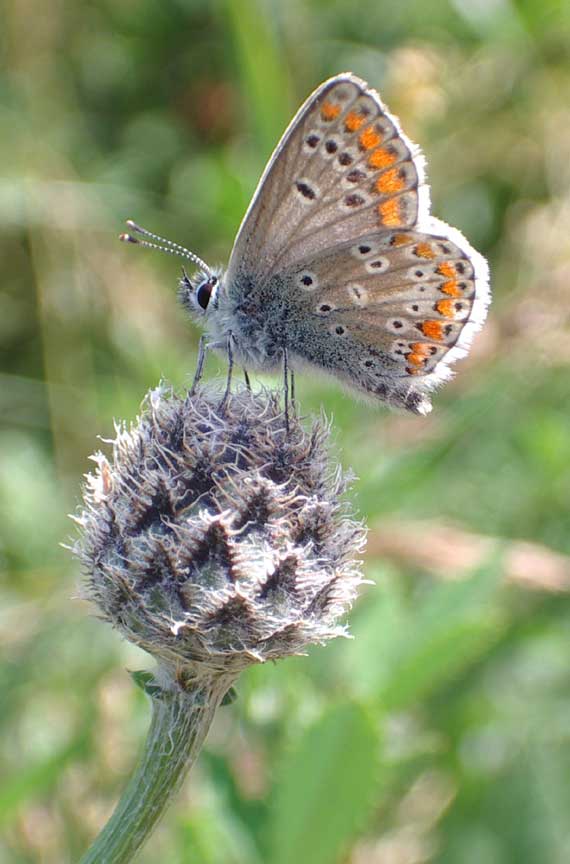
[80,672,235,864]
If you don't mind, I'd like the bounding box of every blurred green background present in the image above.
[2,0,570,861]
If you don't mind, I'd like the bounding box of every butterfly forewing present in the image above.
[227,74,423,283]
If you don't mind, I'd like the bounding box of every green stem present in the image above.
[80,672,235,864]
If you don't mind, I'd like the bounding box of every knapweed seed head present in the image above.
[73,386,366,678]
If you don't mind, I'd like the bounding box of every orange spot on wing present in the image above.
[437,261,456,278]
[420,320,445,341]
[344,111,365,132]
[441,280,462,298]
[378,199,402,227]
[368,147,397,169]
[437,263,464,298]
[410,342,432,357]
[390,233,412,247]
[359,125,383,150]
[406,342,433,370]
[375,167,406,195]
[414,242,436,259]
[321,100,341,121]
[436,299,455,318]
[406,367,423,375]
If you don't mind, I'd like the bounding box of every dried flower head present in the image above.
[73,386,366,678]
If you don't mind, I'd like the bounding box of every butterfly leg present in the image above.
[190,334,208,396]
[218,332,234,411]
[283,347,291,433]
[290,369,296,413]
[243,368,252,391]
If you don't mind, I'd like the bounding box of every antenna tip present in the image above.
[119,233,138,244]
[125,219,145,233]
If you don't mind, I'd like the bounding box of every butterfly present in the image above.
[121,73,490,415]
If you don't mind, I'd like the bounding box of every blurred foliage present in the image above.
[2,0,570,862]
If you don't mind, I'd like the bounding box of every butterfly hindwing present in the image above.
[280,224,489,414]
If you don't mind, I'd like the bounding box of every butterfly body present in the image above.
[129,73,490,415]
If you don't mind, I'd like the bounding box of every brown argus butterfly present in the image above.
[121,73,490,414]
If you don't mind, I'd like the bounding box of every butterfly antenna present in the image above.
[119,220,212,275]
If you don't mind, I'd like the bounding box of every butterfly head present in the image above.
[120,219,220,317]
[178,268,221,318]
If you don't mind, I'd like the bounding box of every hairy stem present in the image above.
[80,671,235,864]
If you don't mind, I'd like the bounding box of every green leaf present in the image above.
[129,670,163,698]
[344,561,506,709]
[269,701,381,864]
[221,685,238,706]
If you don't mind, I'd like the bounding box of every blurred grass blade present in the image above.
[269,701,381,864]
[225,0,292,153]
[0,732,89,824]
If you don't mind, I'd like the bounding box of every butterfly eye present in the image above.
[196,277,217,310]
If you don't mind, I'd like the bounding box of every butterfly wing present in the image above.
[281,222,489,414]
[226,73,426,285]
[224,72,489,413]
